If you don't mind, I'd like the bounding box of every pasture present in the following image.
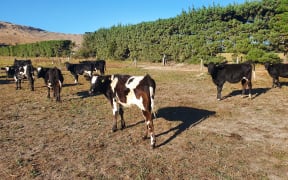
[0,59,287,179]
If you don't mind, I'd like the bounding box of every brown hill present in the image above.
[0,21,83,49]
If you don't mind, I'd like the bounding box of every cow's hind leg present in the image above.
[112,100,119,132]
[241,78,248,97]
[247,80,252,99]
[142,110,156,148]
[216,85,223,100]
[119,106,126,130]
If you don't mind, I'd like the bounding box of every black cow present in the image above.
[89,74,156,148]
[13,59,34,91]
[37,67,64,102]
[204,62,253,100]
[80,60,106,75]
[264,62,288,88]
[64,62,93,84]
[1,66,15,79]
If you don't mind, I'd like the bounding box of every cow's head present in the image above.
[89,75,111,95]
[204,61,227,75]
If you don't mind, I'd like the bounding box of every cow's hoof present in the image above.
[112,127,117,132]
[142,135,148,140]
[151,143,156,149]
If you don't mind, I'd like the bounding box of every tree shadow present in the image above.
[156,106,215,148]
[222,87,270,100]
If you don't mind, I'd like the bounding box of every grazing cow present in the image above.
[89,74,156,148]
[64,62,93,84]
[80,60,106,75]
[37,67,64,102]
[204,62,253,100]
[264,62,288,88]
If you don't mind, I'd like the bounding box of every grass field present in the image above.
[0,59,288,179]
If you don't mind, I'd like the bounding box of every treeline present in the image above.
[0,40,73,57]
[79,0,287,63]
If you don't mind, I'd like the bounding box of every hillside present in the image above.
[0,21,83,49]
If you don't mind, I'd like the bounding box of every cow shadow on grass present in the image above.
[222,87,270,100]
[0,78,13,85]
[156,106,215,148]
[76,90,100,99]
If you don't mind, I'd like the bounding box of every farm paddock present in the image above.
[0,60,287,179]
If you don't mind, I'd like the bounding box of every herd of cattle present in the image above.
[1,59,288,148]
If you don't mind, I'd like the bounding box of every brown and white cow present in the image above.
[89,74,156,148]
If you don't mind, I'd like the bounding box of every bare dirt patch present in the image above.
[0,61,287,179]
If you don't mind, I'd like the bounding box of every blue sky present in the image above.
[1,0,246,34]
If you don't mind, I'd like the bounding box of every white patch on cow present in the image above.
[5,67,9,71]
[125,76,144,89]
[59,80,62,88]
[91,76,98,85]
[37,67,42,72]
[14,76,18,82]
[21,65,27,76]
[112,98,118,115]
[110,77,118,93]
[149,86,155,111]
[150,134,155,146]
[48,81,52,88]
[84,70,92,77]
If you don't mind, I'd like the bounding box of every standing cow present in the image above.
[37,67,64,102]
[264,62,288,88]
[204,61,253,100]
[64,62,93,84]
[80,60,106,75]
[13,59,34,91]
[89,74,156,148]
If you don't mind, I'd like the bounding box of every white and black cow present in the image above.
[204,61,253,100]
[64,62,93,84]
[1,66,15,79]
[13,59,34,91]
[80,60,106,75]
[37,66,64,102]
[264,62,288,88]
[89,74,156,148]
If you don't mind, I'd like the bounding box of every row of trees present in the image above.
[79,0,287,63]
[0,40,73,57]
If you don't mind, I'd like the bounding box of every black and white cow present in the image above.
[13,59,34,91]
[264,62,288,88]
[204,62,253,100]
[80,60,106,75]
[1,66,15,79]
[64,62,93,84]
[89,74,156,148]
[37,66,64,102]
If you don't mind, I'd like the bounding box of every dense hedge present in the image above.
[79,0,287,63]
[0,40,73,57]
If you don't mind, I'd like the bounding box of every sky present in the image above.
[1,0,246,34]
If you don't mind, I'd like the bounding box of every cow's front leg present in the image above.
[119,106,126,130]
[112,99,118,132]
[47,87,51,98]
[217,85,223,100]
